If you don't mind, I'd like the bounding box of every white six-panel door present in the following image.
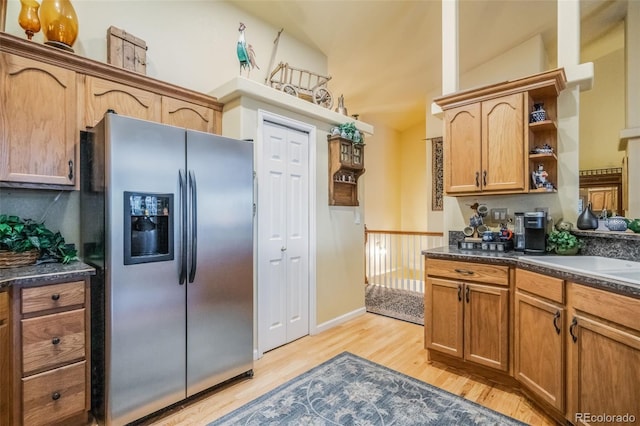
[258,120,310,353]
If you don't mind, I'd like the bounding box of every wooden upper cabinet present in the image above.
[435,68,566,197]
[161,97,216,133]
[0,32,223,189]
[0,53,78,187]
[481,93,525,192]
[84,76,161,128]
[444,93,525,195]
[444,103,482,194]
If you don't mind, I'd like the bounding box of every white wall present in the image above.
[5,0,327,94]
[218,94,366,326]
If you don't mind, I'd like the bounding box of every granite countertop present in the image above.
[423,246,640,299]
[0,261,96,290]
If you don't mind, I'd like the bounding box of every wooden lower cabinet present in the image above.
[1,291,10,426]
[464,283,509,371]
[425,259,509,372]
[514,269,565,414]
[567,283,640,425]
[514,291,564,411]
[8,279,91,426]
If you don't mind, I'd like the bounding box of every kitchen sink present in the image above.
[518,255,640,286]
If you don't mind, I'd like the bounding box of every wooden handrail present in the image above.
[365,229,444,237]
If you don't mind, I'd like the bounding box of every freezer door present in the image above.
[185,130,254,396]
[105,114,187,424]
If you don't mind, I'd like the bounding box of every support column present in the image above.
[442,0,459,95]
[556,0,586,223]
[621,0,640,217]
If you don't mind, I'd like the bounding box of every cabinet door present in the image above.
[569,315,640,425]
[481,93,526,192]
[514,291,564,411]
[84,76,161,128]
[464,283,509,371]
[161,96,216,133]
[0,53,77,186]
[0,292,9,426]
[425,277,463,358]
[444,103,482,194]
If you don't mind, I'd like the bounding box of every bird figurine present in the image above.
[237,22,258,76]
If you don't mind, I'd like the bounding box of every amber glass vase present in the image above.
[39,0,79,52]
[18,0,41,40]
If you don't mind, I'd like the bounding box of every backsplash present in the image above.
[0,188,80,248]
[448,230,640,261]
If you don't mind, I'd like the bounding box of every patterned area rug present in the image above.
[209,352,526,425]
[365,284,424,325]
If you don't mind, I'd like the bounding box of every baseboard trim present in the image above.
[312,307,366,335]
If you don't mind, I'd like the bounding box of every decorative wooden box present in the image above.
[328,135,365,206]
[107,26,147,74]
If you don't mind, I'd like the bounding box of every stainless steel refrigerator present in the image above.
[80,113,254,425]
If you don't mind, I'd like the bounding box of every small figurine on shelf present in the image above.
[532,163,549,188]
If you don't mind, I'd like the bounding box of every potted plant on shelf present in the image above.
[546,229,584,255]
[0,214,78,268]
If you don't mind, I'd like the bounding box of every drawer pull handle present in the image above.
[52,337,61,345]
[52,392,61,401]
[457,285,462,302]
[465,286,470,303]
[454,269,473,275]
[51,293,61,301]
[553,311,561,335]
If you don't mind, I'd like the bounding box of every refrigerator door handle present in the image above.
[179,169,187,285]
[188,170,198,283]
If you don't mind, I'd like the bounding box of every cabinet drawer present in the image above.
[22,281,84,314]
[426,258,509,286]
[569,283,640,333]
[22,309,85,375]
[516,268,564,304]
[22,361,86,426]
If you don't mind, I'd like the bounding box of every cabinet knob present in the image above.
[51,392,61,401]
[68,160,74,180]
[51,293,60,301]
[465,286,470,303]
[475,171,480,187]
[52,337,61,345]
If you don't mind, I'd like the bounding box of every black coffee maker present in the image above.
[524,211,547,254]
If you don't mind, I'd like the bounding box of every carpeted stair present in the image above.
[365,284,424,325]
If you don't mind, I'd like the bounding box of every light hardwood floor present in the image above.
[135,313,555,425]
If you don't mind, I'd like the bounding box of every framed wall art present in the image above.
[431,137,443,211]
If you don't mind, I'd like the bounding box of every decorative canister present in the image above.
[530,103,546,123]
[576,202,598,230]
[605,216,628,232]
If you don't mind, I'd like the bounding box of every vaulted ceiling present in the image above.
[230,0,627,132]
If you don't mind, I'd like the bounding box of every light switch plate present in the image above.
[490,208,508,222]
